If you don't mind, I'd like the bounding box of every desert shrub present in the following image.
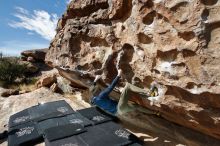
[0,58,27,84]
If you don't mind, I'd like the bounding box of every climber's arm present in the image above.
[98,70,121,98]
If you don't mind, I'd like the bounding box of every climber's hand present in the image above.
[117,69,122,77]
[94,75,101,83]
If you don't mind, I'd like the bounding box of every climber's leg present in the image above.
[117,83,134,115]
[117,83,157,116]
[117,83,147,115]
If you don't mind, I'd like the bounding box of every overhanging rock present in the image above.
[45,0,220,140]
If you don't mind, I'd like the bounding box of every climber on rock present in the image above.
[90,69,160,116]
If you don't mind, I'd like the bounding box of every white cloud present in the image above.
[0,40,49,56]
[15,6,29,15]
[27,32,34,35]
[66,0,72,4]
[9,7,58,41]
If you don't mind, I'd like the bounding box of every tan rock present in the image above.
[26,64,39,74]
[56,76,74,94]
[50,83,59,92]
[120,110,220,146]
[19,61,39,74]
[21,48,48,61]
[20,56,27,61]
[19,90,29,94]
[45,0,220,141]
[36,73,57,88]
[0,88,19,97]
[27,56,35,62]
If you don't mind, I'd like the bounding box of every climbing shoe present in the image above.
[154,111,161,117]
[148,84,159,97]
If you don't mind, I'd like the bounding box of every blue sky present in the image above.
[0,0,71,56]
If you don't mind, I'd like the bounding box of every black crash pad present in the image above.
[9,109,30,128]
[78,106,117,125]
[8,100,76,145]
[37,112,93,135]
[8,101,143,146]
[44,124,86,142]
[8,122,42,146]
[28,100,75,121]
[45,121,142,146]
[9,100,75,128]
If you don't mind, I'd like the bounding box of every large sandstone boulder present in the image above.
[21,48,48,61]
[45,0,220,140]
[120,111,220,146]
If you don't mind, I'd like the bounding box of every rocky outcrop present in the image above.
[35,69,78,94]
[19,61,39,74]
[120,111,220,146]
[36,72,57,88]
[0,88,19,97]
[50,83,59,92]
[56,76,75,94]
[21,48,48,62]
[1,90,18,97]
[20,48,54,76]
[45,0,220,141]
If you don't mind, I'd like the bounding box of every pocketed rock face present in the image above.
[46,0,220,140]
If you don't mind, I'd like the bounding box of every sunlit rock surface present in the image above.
[45,0,220,141]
